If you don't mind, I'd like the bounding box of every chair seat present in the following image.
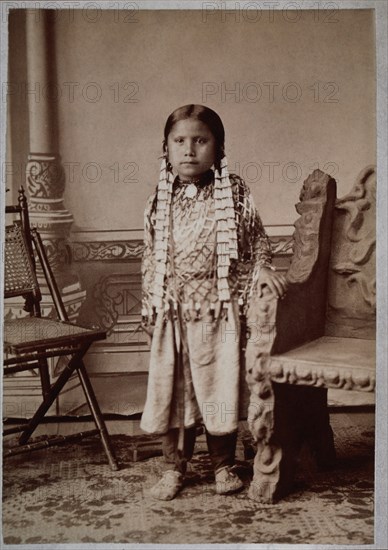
[269,336,375,391]
[4,317,105,354]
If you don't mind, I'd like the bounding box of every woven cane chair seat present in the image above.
[4,317,105,354]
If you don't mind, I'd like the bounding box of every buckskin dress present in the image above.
[140,172,272,436]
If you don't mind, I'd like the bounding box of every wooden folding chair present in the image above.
[3,187,118,470]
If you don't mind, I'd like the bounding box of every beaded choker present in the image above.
[177,176,201,185]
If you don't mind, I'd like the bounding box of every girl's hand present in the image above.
[141,321,155,346]
[257,266,288,299]
[141,322,155,337]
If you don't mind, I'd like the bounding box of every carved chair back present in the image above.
[270,169,337,355]
[325,166,376,340]
[268,166,376,356]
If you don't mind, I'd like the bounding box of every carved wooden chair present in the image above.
[245,167,376,503]
[3,187,118,470]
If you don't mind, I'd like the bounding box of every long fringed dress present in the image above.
[140,173,272,436]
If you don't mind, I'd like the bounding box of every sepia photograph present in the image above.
[1,1,387,547]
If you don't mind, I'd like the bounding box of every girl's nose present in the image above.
[185,141,195,156]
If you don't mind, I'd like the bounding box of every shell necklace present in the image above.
[177,173,211,199]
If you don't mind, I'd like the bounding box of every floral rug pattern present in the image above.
[2,414,374,545]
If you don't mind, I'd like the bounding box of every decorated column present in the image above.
[4,11,85,420]
[25,9,85,321]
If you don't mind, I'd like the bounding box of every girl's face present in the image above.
[166,119,217,180]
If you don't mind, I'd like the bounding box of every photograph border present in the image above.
[0,1,387,549]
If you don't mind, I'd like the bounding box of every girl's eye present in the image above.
[175,138,184,143]
[196,138,207,144]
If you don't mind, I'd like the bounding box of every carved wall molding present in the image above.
[71,240,144,262]
[89,273,147,348]
[69,227,294,262]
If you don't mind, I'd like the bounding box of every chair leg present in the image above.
[248,383,304,503]
[76,361,119,471]
[18,343,90,445]
[38,357,51,400]
[16,344,118,471]
[272,384,305,499]
[302,387,336,469]
[248,382,338,504]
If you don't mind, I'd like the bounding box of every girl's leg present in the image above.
[161,427,197,474]
[205,430,237,471]
[206,430,244,495]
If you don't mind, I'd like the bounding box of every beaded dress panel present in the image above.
[142,173,272,322]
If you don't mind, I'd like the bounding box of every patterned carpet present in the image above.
[2,412,374,545]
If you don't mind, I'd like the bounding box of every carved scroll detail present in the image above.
[287,169,334,284]
[92,276,122,333]
[27,157,65,200]
[26,154,74,281]
[71,240,144,262]
[268,358,375,391]
[91,274,143,337]
[245,288,281,502]
[326,166,376,338]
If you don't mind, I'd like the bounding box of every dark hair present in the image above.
[163,104,225,170]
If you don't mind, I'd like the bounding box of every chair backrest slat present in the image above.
[4,221,40,299]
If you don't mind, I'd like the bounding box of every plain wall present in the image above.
[8,8,376,230]
[5,10,29,206]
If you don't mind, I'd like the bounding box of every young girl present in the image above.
[140,105,287,500]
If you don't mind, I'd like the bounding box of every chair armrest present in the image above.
[246,276,328,367]
[245,169,336,443]
[272,277,328,354]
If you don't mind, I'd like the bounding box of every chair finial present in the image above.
[18,186,27,208]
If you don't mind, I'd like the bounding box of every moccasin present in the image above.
[215,466,244,495]
[150,470,184,500]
